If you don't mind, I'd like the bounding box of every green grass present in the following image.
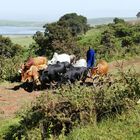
[0,118,20,139]
[63,105,140,140]
[78,27,107,50]
[78,28,101,45]
[9,35,34,47]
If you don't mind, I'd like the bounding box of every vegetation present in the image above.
[0,13,140,139]
[2,69,140,139]
[10,35,34,47]
[32,13,89,57]
[78,18,140,61]
[0,36,25,82]
[136,12,140,18]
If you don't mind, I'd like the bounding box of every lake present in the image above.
[0,26,44,35]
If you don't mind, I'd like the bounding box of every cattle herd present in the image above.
[19,52,109,90]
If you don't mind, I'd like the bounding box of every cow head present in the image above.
[21,66,39,83]
[21,69,33,82]
[48,57,57,65]
[49,52,59,64]
[70,54,76,64]
[90,67,98,76]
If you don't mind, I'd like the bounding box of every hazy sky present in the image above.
[0,0,140,21]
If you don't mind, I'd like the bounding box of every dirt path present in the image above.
[0,57,140,119]
[109,57,140,73]
[0,83,41,119]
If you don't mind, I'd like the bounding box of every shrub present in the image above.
[3,69,140,139]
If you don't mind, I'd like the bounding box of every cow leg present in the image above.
[50,82,55,90]
[67,80,72,90]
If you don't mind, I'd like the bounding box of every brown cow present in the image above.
[21,65,40,85]
[90,60,109,77]
[21,56,47,72]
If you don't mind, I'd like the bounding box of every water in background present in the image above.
[0,26,44,35]
[0,17,137,35]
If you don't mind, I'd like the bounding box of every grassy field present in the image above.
[65,105,140,140]
[1,24,140,139]
[0,57,140,139]
[4,35,34,47]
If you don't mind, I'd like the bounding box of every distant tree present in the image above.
[58,13,89,36]
[32,31,51,56]
[43,22,78,54]
[136,12,140,18]
[33,13,89,56]
[0,35,23,58]
[114,24,133,37]
[121,36,133,47]
[113,18,125,24]
[101,29,116,48]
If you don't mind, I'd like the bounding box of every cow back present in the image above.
[91,60,108,76]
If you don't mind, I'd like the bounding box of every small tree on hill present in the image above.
[113,18,125,24]
[136,12,140,18]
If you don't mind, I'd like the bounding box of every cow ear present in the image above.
[54,52,58,57]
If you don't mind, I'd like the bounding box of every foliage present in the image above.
[78,18,140,61]
[3,69,140,139]
[58,13,89,36]
[0,35,24,58]
[32,13,90,57]
[0,56,24,82]
[136,11,140,18]
[0,35,26,82]
[65,105,140,140]
[113,17,125,24]
[10,35,34,47]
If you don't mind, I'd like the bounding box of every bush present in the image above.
[3,69,140,139]
[0,35,24,58]
[0,56,24,82]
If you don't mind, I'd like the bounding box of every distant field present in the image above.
[4,35,34,47]
[88,17,137,26]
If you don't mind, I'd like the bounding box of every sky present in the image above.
[0,0,140,21]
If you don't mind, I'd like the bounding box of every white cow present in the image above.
[48,52,76,65]
[73,59,87,67]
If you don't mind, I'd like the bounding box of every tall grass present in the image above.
[2,68,140,139]
[9,35,34,47]
[65,105,140,140]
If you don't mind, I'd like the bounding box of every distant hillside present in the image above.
[0,17,138,27]
[127,19,140,25]
[0,20,46,27]
[88,17,137,26]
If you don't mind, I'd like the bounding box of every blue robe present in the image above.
[86,48,95,68]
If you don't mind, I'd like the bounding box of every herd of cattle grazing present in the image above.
[18,52,109,91]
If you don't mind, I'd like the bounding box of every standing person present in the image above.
[86,47,95,69]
